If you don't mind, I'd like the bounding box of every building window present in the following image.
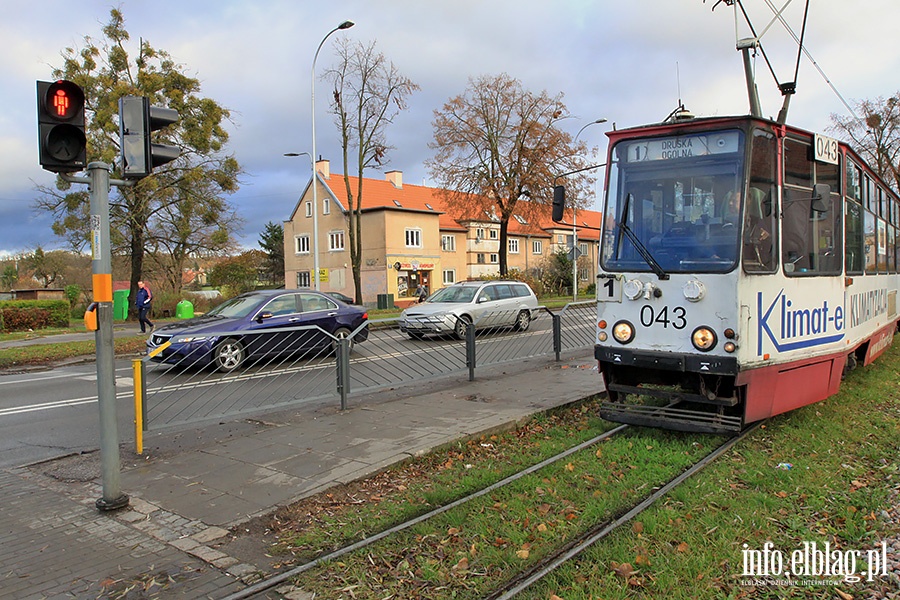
[323,198,330,215]
[296,271,311,287]
[489,229,499,239]
[329,230,345,251]
[405,228,422,248]
[579,242,588,255]
[295,235,310,254]
[579,267,589,282]
[441,234,456,251]
[305,201,312,217]
[477,253,485,264]
[476,228,485,240]
[557,234,565,244]
[532,240,543,254]
[490,253,498,263]
[509,239,520,254]
[443,269,456,284]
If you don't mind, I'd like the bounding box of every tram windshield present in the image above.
[602,129,745,274]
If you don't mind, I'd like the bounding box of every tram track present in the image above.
[222,419,756,600]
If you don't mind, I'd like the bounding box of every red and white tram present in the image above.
[578,113,899,433]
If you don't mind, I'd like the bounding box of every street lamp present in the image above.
[309,20,354,290]
[284,152,312,287]
[571,118,606,302]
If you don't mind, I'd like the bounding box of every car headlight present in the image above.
[612,320,635,344]
[691,327,717,351]
[177,335,213,344]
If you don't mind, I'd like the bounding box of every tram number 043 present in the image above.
[639,305,687,329]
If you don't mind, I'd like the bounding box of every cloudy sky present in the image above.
[2,0,898,257]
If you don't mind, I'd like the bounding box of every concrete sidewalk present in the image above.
[1,351,602,598]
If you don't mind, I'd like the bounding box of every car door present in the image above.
[293,293,342,351]
[244,293,302,357]
[473,283,505,328]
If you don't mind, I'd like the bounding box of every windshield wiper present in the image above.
[616,193,669,280]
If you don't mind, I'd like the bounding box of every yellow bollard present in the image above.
[132,358,143,454]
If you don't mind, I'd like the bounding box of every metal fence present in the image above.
[135,300,598,431]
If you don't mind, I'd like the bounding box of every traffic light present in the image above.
[118,96,181,179]
[36,80,87,172]
[552,185,566,222]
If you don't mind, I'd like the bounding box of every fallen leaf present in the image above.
[835,590,852,600]
[516,548,530,559]
[612,562,636,579]
[676,542,689,553]
[635,553,650,566]
[565,462,575,472]
[452,557,468,571]
[632,522,644,534]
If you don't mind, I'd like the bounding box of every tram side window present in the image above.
[845,200,864,275]
[864,209,877,273]
[782,138,842,275]
[743,129,777,272]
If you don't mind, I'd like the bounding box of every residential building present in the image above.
[283,160,602,306]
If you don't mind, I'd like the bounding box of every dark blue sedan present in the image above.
[147,289,368,372]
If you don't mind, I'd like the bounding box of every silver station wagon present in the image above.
[399,280,538,339]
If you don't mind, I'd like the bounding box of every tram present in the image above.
[577,112,899,433]
[554,33,900,432]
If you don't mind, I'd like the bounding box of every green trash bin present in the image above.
[175,299,194,319]
[112,289,130,321]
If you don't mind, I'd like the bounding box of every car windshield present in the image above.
[602,129,745,274]
[427,286,478,303]
[205,294,265,318]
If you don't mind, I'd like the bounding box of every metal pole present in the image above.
[311,20,354,291]
[89,162,129,511]
[571,119,606,302]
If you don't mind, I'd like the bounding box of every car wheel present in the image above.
[454,315,472,340]
[214,338,245,372]
[332,327,355,354]
[513,310,531,332]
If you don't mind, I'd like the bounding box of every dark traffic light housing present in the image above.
[118,96,181,179]
[552,185,566,222]
[37,80,87,173]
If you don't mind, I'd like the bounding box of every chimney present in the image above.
[315,158,330,179]
[385,170,403,189]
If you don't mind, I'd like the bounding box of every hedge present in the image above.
[0,300,70,332]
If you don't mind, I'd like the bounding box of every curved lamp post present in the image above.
[571,118,606,301]
[309,20,354,290]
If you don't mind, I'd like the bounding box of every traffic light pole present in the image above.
[64,162,132,511]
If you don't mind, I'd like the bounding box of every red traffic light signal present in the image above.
[37,80,87,172]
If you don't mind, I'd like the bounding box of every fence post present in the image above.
[552,312,562,361]
[336,337,351,410]
[466,319,476,381]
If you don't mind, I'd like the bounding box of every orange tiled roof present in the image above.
[320,173,602,240]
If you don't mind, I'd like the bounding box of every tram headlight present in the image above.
[691,326,717,352]
[612,320,635,344]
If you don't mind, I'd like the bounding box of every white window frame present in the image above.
[532,240,543,254]
[490,253,499,264]
[441,234,456,252]
[305,201,312,217]
[323,198,330,215]
[296,271,311,287]
[443,269,456,285]
[579,242,588,255]
[329,230,345,251]
[295,234,310,254]
[509,239,520,254]
[405,227,422,248]
[489,229,499,240]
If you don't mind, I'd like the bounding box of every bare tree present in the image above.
[325,39,419,304]
[829,94,900,191]
[427,73,595,276]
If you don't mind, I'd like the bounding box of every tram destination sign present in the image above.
[623,131,742,163]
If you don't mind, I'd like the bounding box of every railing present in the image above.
[132,301,598,439]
